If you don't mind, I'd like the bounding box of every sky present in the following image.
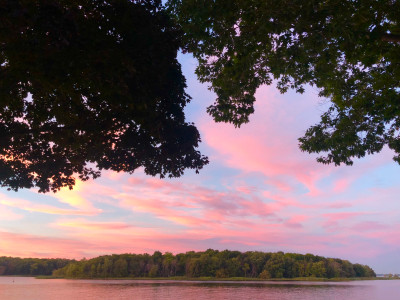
[1,53,399,274]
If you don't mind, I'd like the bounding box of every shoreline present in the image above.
[34,275,398,282]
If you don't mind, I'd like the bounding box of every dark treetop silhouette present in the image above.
[2,1,399,193]
[0,0,208,193]
[168,0,400,166]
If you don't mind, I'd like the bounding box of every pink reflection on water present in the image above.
[0,277,399,300]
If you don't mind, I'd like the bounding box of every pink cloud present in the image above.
[0,231,93,259]
[236,185,257,194]
[285,215,309,228]
[110,176,280,228]
[332,178,351,193]
[361,224,400,247]
[321,212,365,230]
[51,180,102,214]
[199,86,334,196]
[0,204,23,221]
[0,193,99,216]
[199,85,394,202]
[350,221,388,232]
[2,152,393,268]
[323,212,364,221]
[54,219,134,231]
[27,169,391,262]
[325,202,353,209]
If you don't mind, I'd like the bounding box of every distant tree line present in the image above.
[52,249,376,279]
[0,257,73,276]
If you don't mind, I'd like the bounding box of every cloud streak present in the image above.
[0,192,100,216]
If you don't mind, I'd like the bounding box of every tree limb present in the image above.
[381,33,400,43]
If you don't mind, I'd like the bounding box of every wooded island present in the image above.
[1,250,375,279]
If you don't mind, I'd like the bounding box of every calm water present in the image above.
[0,277,399,300]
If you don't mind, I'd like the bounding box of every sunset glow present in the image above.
[0,54,399,274]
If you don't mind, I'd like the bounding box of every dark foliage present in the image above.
[168,0,400,165]
[0,0,208,193]
[0,256,73,275]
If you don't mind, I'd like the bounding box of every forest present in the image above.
[51,250,376,279]
[0,257,73,276]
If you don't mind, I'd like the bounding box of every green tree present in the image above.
[341,259,356,277]
[148,264,159,277]
[96,263,103,277]
[128,255,145,277]
[197,252,215,276]
[258,269,271,279]
[152,251,163,265]
[282,255,297,278]
[326,258,344,278]
[44,250,376,279]
[264,252,285,278]
[103,257,112,278]
[29,262,39,275]
[89,264,97,278]
[168,0,400,165]
[64,263,80,278]
[113,257,128,277]
[186,257,201,277]
[242,262,250,277]
[161,252,176,277]
[247,251,269,278]
[0,0,208,193]
[310,261,326,278]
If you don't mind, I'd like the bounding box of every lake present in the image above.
[0,277,399,300]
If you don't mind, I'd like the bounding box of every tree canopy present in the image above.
[168,0,400,166]
[0,256,73,276]
[51,249,376,279]
[2,1,399,193]
[0,0,208,192]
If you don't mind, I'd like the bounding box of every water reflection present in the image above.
[0,277,398,300]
